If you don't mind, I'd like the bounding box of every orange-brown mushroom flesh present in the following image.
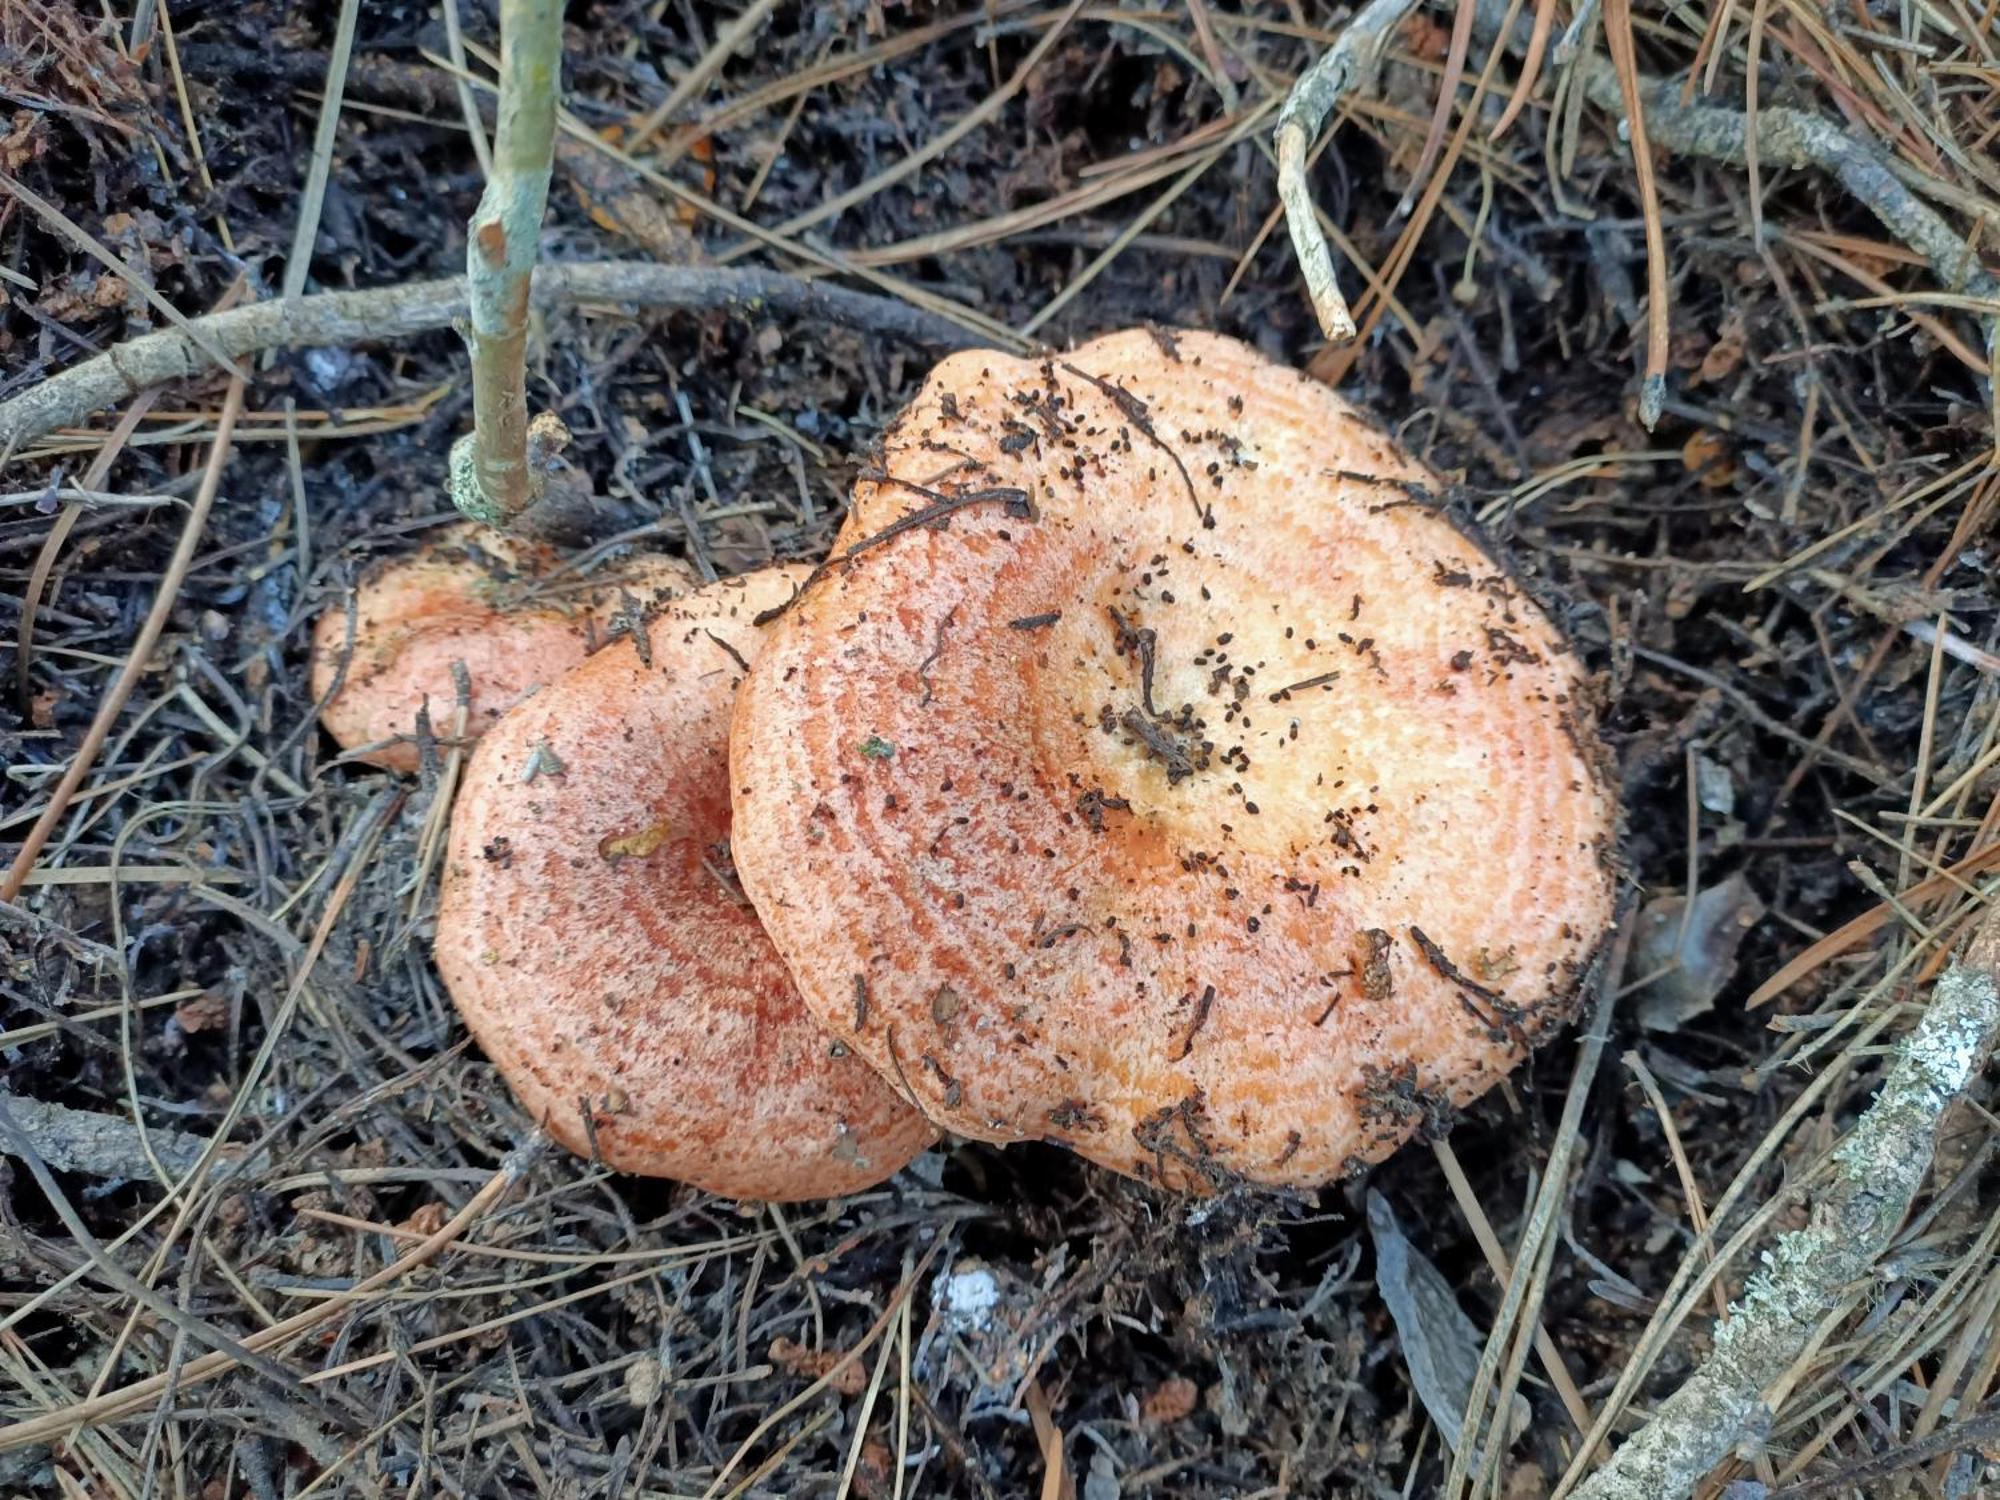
[435,567,936,1200]
[312,525,697,772]
[731,330,1619,1190]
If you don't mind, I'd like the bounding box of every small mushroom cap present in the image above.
[435,565,936,1201]
[730,330,1619,1190]
[311,525,698,772]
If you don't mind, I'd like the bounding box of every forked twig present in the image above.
[1277,0,1999,427]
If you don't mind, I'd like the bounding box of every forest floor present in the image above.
[2,0,1998,1496]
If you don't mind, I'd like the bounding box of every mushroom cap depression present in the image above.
[435,566,936,1200]
[312,525,697,772]
[730,329,1619,1190]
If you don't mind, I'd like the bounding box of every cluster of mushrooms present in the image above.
[314,329,1621,1202]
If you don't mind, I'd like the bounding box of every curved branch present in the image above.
[1272,0,1418,343]
[0,263,992,457]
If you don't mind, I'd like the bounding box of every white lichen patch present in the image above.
[937,1264,1002,1333]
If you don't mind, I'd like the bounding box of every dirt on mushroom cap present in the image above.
[729,329,1620,1191]
[311,523,699,773]
[434,565,937,1201]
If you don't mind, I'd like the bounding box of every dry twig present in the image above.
[1575,64,2000,433]
[0,263,986,455]
[0,1092,225,1180]
[1273,0,1419,341]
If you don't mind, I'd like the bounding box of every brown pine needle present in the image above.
[1402,0,1479,214]
[1490,0,1561,141]
[1601,0,1671,429]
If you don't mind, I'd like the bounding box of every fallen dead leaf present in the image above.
[1140,1375,1200,1425]
[173,990,230,1034]
[1681,430,1736,490]
[399,1201,448,1237]
[769,1335,867,1396]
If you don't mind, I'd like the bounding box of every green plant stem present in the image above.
[452,0,562,529]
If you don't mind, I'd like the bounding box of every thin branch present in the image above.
[1272,0,1419,342]
[1570,925,2000,1500]
[1578,63,1999,429]
[0,263,988,455]
[0,1090,223,1179]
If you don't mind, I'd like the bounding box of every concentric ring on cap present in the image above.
[436,566,937,1200]
[731,329,1619,1189]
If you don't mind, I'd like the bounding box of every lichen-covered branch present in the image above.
[448,0,562,529]
[0,263,986,455]
[0,1091,230,1180]
[1272,0,1418,342]
[1572,945,2000,1500]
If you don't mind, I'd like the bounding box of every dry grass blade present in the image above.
[1,377,245,904]
[0,1139,545,1453]
[278,0,360,308]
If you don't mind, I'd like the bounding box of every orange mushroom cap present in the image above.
[435,566,937,1200]
[730,329,1619,1190]
[311,524,698,772]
